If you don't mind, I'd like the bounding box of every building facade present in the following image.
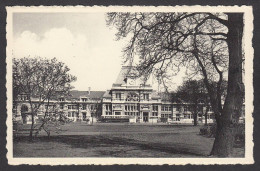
[13,66,218,124]
[101,66,215,123]
[13,90,105,124]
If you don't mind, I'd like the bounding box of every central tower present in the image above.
[101,66,161,123]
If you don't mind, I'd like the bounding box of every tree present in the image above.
[175,79,227,126]
[175,80,207,126]
[107,12,244,157]
[13,57,76,140]
[89,100,103,125]
[34,102,72,138]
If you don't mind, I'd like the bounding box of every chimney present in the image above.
[88,87,91,95]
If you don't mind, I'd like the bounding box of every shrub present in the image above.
[200,123,245,145]
[199,124,216,137]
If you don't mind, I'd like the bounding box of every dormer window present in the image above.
[143,93,149,100]
[20,94,29,101]
[81,98,88,102]
[116,93,122,100]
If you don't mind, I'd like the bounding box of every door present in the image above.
[82,112,86,121]
[143,112,148,122]
[22,114,27,124]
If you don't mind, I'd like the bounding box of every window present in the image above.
[153,105,158,111]
[105,111,112,115]
[68,112,71,117]
[116,93,121,100]
[68,105,78,110]
[143,93,149,100]
[59,98,64,102]
[115,112,121,115]
[82,104,86,110]
[60,104,64,109]
[125,105,137,112]
[81,98,87,102]
[162,105,171,111]
[106,104,111,111]
[20,94,29,101]
[152,112,158,116]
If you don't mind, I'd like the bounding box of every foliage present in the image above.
[107,12,244,157]
[13,57,76,139]
[107,13,228,84]
[174,79,208,125]
[200,123,245,146]
[199,124,216,137]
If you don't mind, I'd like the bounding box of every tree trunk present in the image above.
[211,119,236,156]
[210,13,244,157]
[205,113,208,126]
[204,105,210,126]
[193,113,198,126]
[193,104,198,126]
[29,113,34,141]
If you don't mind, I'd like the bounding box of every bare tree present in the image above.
[107,12,244,157]
[175,80,206,126]
[13,57,76,140]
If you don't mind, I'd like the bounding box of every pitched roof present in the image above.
[68,90,105,100]
[102,90,112,99]
[114,66,132,86]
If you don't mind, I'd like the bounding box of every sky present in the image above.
[12,12,185,91]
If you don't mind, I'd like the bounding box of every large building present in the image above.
[13,66,216,124]
[101,66,214,123]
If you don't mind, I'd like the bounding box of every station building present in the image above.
[101,66,215,123]
[13,66,217,124]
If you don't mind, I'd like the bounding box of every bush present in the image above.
[200,123,245,145]
[234,123,245,146]
[199,124,216,137]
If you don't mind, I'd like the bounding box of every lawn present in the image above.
[13,123,245,157]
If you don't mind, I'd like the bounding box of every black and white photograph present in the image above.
[5,6,254,165]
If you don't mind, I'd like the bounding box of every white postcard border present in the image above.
[6,5,254,165]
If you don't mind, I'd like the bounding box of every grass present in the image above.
[13,122,245,157]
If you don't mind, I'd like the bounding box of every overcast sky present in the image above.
[12,12,185,91]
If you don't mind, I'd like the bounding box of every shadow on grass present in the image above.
[14,135,204,157]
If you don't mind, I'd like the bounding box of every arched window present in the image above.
[21,105,28,113]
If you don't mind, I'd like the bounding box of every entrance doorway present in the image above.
[82,112,86,121]
[143,112,149,122]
